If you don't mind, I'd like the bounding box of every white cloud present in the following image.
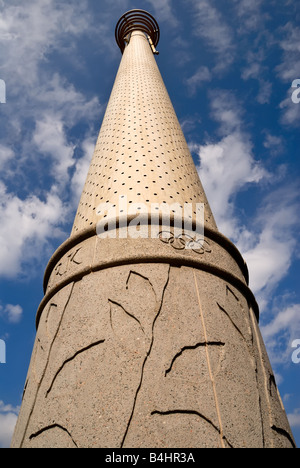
[242,187,299,301]
[33,114,76,185]
[232,0,266,32]
[287,409,300,428]
[276,23,300,126]
[0,1,101,178]
[0,182,67,278]
[193,90,298,314]
[195,133,266,239]
[0,2,102,280]
[71,135,96,207]
[241,54,272,104]
[189,0,235,70]
[33,73,101,127]
[276,23,300,83]
[0,145,14,169]
[256,80,272,105]
[0,401,19,449]
[29,74,101,186]
[263,132,284,155]
[260,303,300,366]
[193,91,267,239]
[208,90,244,135]
[0,0,93,87]
[0,413,17,448]
[0,304,23,324]
[280,91,300,128]
[242,62,262,81]
[197,147,299,314]
[262,304,300,343]
[185,66,212,95]
[146,0,178,27]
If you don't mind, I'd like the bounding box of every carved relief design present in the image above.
[249,307,296,448]
[54,248,82,277]
[45,340,106,398]
[29,424,78,448]
[158,230,212,255]
[122,268,289,449]
[14,264,295,449]
[108,267,171,447]
[11,284,75,448]
[18,265,171,448]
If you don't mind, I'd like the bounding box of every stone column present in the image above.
[11,10,295,448]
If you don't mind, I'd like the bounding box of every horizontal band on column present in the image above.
[36,251,259,329]
[43,214,249,293]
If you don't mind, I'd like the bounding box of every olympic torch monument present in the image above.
[11,10,295,448]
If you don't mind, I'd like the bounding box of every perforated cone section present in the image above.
[72,31,217,236]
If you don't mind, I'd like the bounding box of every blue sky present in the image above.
[0,0,299,448]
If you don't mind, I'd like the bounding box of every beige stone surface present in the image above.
[12,263,295,448]
[11,13,295,448]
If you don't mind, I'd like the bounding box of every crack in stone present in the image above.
[151,410,233,448]
[109,299,145,335]
[165,342,225,377]
[20,283,75,448]
[46,339,105,397]
[271,425,296,449]
[217,302,246,342]
[120,266,171,448]
[126,270,156,299]
[29,424,79,448]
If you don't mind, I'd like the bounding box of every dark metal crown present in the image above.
[115,9,160,53]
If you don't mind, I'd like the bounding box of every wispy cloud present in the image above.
[0,1,101,279]
[185,66,212,96]
[241,49,273,104]
[0,183,67,278]
[194,133,266,239]
[71,135,97,206]
[146,0,178,27]
[0,304,23,324]
[0,144,14,170]
[232,0,266,33]
[192,90,299,317]
[0,0,93,86]
[263,132,284,156]
[189,0,235,70]
[242,185,299,304]
[0,401,19,449]
[276,23,300,127]
[288,409,300,429]
[261,303,300,367]
[208,90,244,135]
[190,88,300,388]
[279,90,300,128]
[276,23,300,83]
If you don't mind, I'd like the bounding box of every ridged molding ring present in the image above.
[115,9,160,53]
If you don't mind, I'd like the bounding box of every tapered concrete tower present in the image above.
[12,10,295,448]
